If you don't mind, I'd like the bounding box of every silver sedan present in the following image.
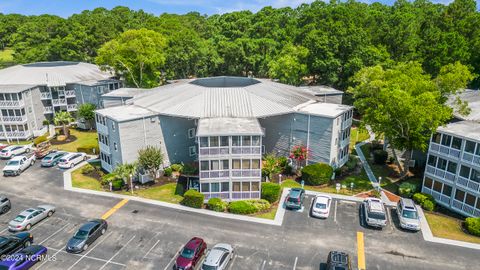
[8,204,56,231]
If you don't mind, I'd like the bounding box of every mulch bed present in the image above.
[50,135,78,145]
[383,189,401,203]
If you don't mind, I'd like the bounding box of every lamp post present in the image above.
[130,174,134,195]
[378,176,382,191]
[279,174,282,184]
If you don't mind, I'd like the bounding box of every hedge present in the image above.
[373,150,388,165]
[261,182,281,203]
[77,145,100,155]
[398,182,417,198]
[80,164,95,175]
[207,198,227,212]
[111,179,124,191]
[465,217,480,237]
[181,189,204,208]
[163,167,173,177]
[301,163,333,185]
[228,199,271,215]
[412,192,436,211]
[33,135,48,146]
[170,164,183,172]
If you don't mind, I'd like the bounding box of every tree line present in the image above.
[0,0,479,89]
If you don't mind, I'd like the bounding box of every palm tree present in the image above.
[54,111,74,138]
[113,162,138,184]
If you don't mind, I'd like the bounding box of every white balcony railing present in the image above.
[0,100,24,107]
[457,176,480,193]
[52,98,67,106]
[65,90,76,97]
[97,123,108,135]
[200,170,230,179]
[462,152,480,168]
[429,142,461,159]
[1,115,27,123]
[231,191,261,200]
[199,147,229,156]
[342,118,352,130]
[99,142,110,155]
[231,147,262,155]
[452,199,477,217]
[204,192,230,200]
[423,187,451,205]
[67,104,78,111]
[44,106,54,114]
[40,92,52,99]
[231,169,261,178]
[424,165,456,182]
[0,130,30,139]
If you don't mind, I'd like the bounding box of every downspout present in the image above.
[306,114,311,165]
[142,117,147,145]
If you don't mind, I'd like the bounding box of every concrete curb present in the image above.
[64,162,286,226]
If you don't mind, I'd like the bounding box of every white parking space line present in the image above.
[38,223,69,244]
[261,260,266,270]
[36,245,67,270]
[30,216,63,232]
[0,228,8,234]
[334,200,338,222]
[227,254,237,270]
[387,207,394,231]
[162,244,184,270]
[99,235,136,270]
[67,231,114,270]
[143,239,160,259]
[293,257,298,270]
[42,246,126,267]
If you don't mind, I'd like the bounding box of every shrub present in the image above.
[207,198,227,212]
[398,182,418,198]
[422,200,435,211]
[373,150,388,165]
[80,164,95,175]
[111,179,124,191]
[388,156,395,164]
[412,193,435,211]
[170,163,183,172]
[228,201,257,214]
[261,182,281,203]
[164,167,173,177]
[370,140,383,151]
[345,155,358,171]
[249,199,271,211]
[77,145,100,155]
[301,163,333,186]
[181,189,204,208]
[101,173,119,186]
[42,119,50,126]
[465,217,480,237]
[182,163,198,175]
[33,135,48,146]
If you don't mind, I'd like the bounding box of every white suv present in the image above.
[397,198,421,231]
[58,152,87,169]
[363,197,387,228]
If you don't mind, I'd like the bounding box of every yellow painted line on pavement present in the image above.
[101,199,129,220]
[357,231,366,270]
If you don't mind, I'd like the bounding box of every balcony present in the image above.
[456,176,480,193]
[1,115,27,123]
[40,92,52,100]
[424,165,456,182]
[0,130,31,139]
[231,169,261,178]
[52,98,67,106]
[342,118,352,130]
[462,152,480,168]
[231,191,261,200]
[429,142,461,159]
[0,100,24,108]
[231,147,262,155]
[199,147,229,157]
[340,138,349,149]
[44,106,54,114]
[65,90,76,97]
[200,170,230,179]
[99,142,110,155]
[451,199,480,217]
[67,104,78,112]
[97,123,108,135]
[203,192,230,200]
[423,187,451,205]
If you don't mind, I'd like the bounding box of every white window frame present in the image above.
[188,128,196,139]
[189,146,196,156]
[114,142,118,151]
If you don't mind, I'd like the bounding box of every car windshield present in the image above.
[402,209,418,219]
[74,230,89,239]
[180,247,195,259]
[59,159,67,163]
[367,212,386,220]
[6,160,19,165]
[43,157,52,160]
[13,215,26,222]
[1,149,8,153]
[0,266,10,270]
[202,264,217,270]
[315,203,327,209]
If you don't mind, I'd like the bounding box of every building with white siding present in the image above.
[0,61,121,140]
[96,77,353,200]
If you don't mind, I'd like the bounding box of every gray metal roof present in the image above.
[96,105,156,122]
[0,84,37,93]
[438,121,480,142]
[102,88,150,98]
[300,85,344,96]
[0,61,114,87]
[298,103,352,118]
[197,118,263,136]
[448,89,480,122]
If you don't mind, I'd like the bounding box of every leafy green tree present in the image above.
[268,44,308,86]
[137,146,164,182]
[77,103,96,129]
[349,62,473,177]
[262,153,282,181]
[53,111,74,138]
[113,162,138,184]
[96,28,167,88]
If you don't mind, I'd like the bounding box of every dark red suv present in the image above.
[173,237,207,270]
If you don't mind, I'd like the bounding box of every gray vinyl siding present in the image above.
[159,115,197,164]
[307,115,333,164]
[108,118,123,167]
[101,97,128,108]
[258,114,293,157]
[73,84,105,107]
[23,87,46,134]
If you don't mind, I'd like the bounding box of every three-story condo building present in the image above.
[96,77,353,200]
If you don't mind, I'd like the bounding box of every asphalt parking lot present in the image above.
[1,158,480,269]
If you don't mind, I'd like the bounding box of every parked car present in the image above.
[0,146,30,159]
[174,237,207,270]
[3,154,36,176]
[34,141,52,159]
[0,196,11,214]
[285,188,305,210]
[0,143,8,151]
[326,251,351,270]
[311,195,332,218]
[363,198,387,228]
[66,219,108,253]
[0,232,33,257]
[41,151,67,167]
[8,205,56,231]
[57,152,87,169]
[0,245,47,270]
[201,243,234,270]
[397,198,421,231]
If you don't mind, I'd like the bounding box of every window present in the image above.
[242,159,250,169]
[433,181,443,193]
[476,198,480,210]
[28,107,32,113]
[427,155,437,166]
[455,189,465,202]
[111,122,115,131]
[211,182,220,192]
[189,146,196,156]
[424,177,433,189]
[222,160,229,170]
[432,133,441,144]
[252,136,260,146]
[220,136,229,147]
[211,160,219,170]
[210,136,219,147]
[242,136,251,146]
[447,161,457,174]
[442,184,452,196]
[232,136,240,146]
[201,183,209,192]
[437,158,447,170]
[233,182,241,191]
[251,182,260,191]
[465,193,476,207]
[441,134,451,147]
[188,128,196,139]
[451,137,462,150]
[460,165,471,178]
[200,161,209,171]
[232,159,241,169]
[200,137,208,148]
[471,169,480,183]
[242,182,250,191]
[465,140,476,154]
[221,182,229,192]
[251,159,260,169]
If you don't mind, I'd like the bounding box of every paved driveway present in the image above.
[0,159,479,269]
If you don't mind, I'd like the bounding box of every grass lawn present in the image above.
[424,212,480,244]
[71,167,103,191]
[350,127,370,150]
[254,203,279,220]
[131,183,183,204]
[0,49,14,62]
[53,129,98,153]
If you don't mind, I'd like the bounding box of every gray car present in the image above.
[201,243,234,270]
[41,151,67,167]
[8,205,56,231]
[397,198,421,231]
[0,196,11,214]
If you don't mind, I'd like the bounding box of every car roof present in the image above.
[2,145,17,150]
[9,156,24,161]
[79,220,101,231]
[16,245,44,255]
[185,237,203,249]
[46,151,65,158]
[289,188,304,197]
[203,247,227,266]
[315,195,331,203]
[19,208,38,215]
[401,198,417,210]
[0,195,7,200]
[60,153,75,159]
[366,198,384,212]
[329,251,349,263]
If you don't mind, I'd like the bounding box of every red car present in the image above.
[173,237,207,270]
